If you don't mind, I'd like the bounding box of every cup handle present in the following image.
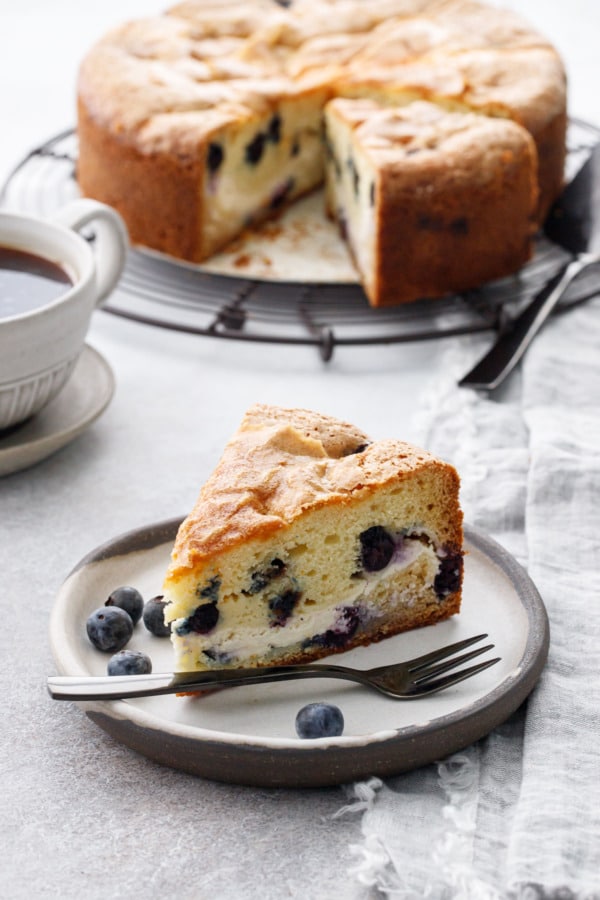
[51,199,129,305]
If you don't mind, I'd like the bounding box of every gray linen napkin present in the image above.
[342,299,600,899]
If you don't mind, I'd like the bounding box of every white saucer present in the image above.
[0,344,115,477]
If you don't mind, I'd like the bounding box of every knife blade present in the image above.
[459,141,600,390]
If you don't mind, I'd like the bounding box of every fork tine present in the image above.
[413,656,501,696]
[406,634,489,673]
[413,643,495,684]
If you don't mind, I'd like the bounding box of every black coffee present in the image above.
[0,246,73,319]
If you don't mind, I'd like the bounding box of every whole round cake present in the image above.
[77,0,567,305]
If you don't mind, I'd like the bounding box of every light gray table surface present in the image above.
[0,2,598,898]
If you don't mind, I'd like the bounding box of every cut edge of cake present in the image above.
[323,97,539,306]
[162,404,464,672]
[75,0,568,291]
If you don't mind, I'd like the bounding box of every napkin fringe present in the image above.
[334,777,384,820]
[344,751,505,900]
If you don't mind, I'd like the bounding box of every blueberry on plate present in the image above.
[295,702,344,739]
[107,649,152,676]
[105,585,144,625]
[86,606,133,653]
[142,595,171,637]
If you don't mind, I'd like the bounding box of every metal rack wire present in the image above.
[2,120,599,360]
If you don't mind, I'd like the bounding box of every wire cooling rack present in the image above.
[1,119,599,360]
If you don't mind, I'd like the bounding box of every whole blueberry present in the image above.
[105,585,144,625]
[107,649,152,676]
[295,702,344,739]
[86,606,133,652]
[142,595,171,637]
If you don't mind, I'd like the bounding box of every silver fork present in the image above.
[47,634,499,701]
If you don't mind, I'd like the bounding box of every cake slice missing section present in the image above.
[324,98,539,306]
[163,404,464,671]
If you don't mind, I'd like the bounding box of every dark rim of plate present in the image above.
[51,520,549,786]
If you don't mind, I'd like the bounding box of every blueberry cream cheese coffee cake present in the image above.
[162,405,464,671]
[76,0,567,306]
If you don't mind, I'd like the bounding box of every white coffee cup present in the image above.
[0,199,127,430]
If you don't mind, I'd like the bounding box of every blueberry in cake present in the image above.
[76,0,567,305]
[162,404,464,671]
[324,98,539,306]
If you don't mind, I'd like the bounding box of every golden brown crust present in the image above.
[335,45,566,222]
[240,402,371,457]
[324,98,538,305]
[167,403,462,569]
[373,120,537,304]
[76,0,567,270]
[77,98,205,259]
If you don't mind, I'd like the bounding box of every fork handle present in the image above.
[47,663,363,701]
[459,255,592,390]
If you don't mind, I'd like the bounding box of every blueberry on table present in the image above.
[142,595,171,637]
[107,649,152,676]
[105,585,144,625]
[86,607,133,652]
[295,702,344,739]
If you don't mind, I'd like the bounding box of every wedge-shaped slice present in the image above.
[163,404,464,671]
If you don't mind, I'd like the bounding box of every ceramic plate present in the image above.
[0,344,114,477]
[49,520,548,787]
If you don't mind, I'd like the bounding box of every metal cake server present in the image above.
[459,142,600,391]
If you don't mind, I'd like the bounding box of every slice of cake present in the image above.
[162,404,464,671]
[324,97,539,306]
